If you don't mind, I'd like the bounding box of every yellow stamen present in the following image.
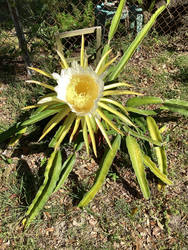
[66,74,99,114]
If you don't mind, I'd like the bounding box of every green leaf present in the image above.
[108,0,126,41]
[126,135,150,199]
[126,96,163,107]
[22,106,64,126]
[23,150,62,228]
[123,126,162,146]
[126,107,157,116]
[147,117,167,175]
[143,154,173,185]
[9,127,27,146]
[49,124,64,148]
[108,1,170,80]
[78,134,121,207]
[53,154,76,193]
[101,44,110,60]
[162,99,188,117]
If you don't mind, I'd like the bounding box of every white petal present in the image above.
[52,72,61,81]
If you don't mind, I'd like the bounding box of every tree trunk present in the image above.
[6,0,32,76]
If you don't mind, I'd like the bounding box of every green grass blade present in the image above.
[78,135,121,208]
[126,96,163,107]
[23,150,62,228]
[143,154,173,185]
[109,1,170,80]
[126,135,150,199]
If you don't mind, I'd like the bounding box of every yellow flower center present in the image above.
[66,74,99,114]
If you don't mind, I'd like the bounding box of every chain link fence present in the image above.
[0,0,188,81]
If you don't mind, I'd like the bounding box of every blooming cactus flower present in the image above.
[52,61,104,116]
[26,35,141,156]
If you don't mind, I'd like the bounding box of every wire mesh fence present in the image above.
[0,0,188,80]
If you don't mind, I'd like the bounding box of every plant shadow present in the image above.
[16,159,38,206]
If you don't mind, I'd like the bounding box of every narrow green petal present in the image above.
[95,49,112,75]
[56,50,69,69]
[26,80,55,91]
[84,51,88,68]
[86,116,97,157]
[80,34,85,67]
[39,106,70,141]
[38,96,63,104]
[22,104,41,110]
[96,108,123,135]
[81,118,90,155]
[98,102,135,127]
[69,116,81,142]
[100,97,129,115]
[95,117,111,148]
[22,101,62,111]
[27,67,53,78]
[103,90,143,96]
[54,113,76,150]
[104,82,133,90]
[89,115,97,133]
[97,55,118,76]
